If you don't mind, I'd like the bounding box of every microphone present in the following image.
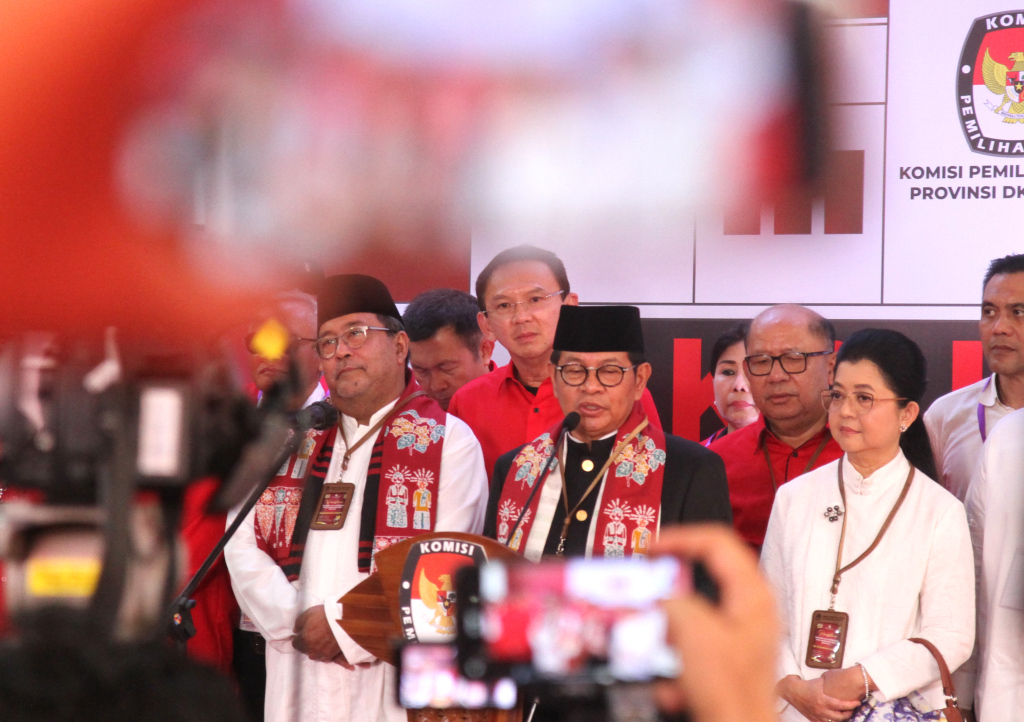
[505,411,581,549]
[292,400,339,431]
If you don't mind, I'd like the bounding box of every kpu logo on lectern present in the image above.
[958,12,1024,156]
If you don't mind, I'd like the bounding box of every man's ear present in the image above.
[479,337,495,366]
[394,331,410,364]
[634,362,652,399]
[564,293,579,307]
[478,310,493,339]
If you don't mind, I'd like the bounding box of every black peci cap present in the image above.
[317,274,401,330]
[552,305,644,354]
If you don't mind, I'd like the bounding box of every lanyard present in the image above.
[336,391,425,472]
[555,417,649,556]
[828,460,915,610]
[762,432,830,491]
[977,376,993,443]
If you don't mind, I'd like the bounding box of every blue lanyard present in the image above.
[978,377,992,442]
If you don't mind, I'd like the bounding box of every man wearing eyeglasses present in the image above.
[225,274,488,722]
[485,305,730,560]
[709,305,843,551]
[448,245,661,478]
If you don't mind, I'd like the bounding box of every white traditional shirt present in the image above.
[925,374,1014,502]
[237,381,331,634]
[225,397,488,722]
[966,407,1024,722]
[761,453,975,720]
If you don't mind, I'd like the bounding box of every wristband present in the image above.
[859,664,870,699]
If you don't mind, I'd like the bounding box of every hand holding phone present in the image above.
[652,524,778,722]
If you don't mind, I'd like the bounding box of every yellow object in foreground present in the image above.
[27,557,102,598]
[252,317,290,361]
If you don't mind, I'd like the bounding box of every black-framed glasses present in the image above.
[744,349,833,377]
[315,326,392,359]
[556,363,637,387]
[483,291,563,319]
[245,333,316,356]
[822,389,907,414]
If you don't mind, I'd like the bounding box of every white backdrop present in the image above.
[472,6,1024,326]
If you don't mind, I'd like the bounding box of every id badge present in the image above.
[805,609,849,669]
[310,482,356,530]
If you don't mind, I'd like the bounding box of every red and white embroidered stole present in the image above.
[497,401,667,558]
[254,427,332,565]
[363,385,446,570]
[254,380,446,578]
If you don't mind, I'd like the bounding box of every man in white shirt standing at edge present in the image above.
[225,274,489,722]
[925,253,1024,502]
[960,256,1024,721]
[925,253,1024,717]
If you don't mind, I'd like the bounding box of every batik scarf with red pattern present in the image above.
[496,401,667,558]
[256,379,446,579]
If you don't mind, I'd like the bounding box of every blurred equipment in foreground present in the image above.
[0,330,258,639]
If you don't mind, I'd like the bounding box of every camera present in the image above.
[0,330,259,638]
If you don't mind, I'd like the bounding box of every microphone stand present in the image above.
[168,401,338,646]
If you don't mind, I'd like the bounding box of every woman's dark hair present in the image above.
[710,322,750,371]
[834,328,937,479]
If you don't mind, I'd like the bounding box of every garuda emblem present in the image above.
[957,13,1024,156]
[418,570,457,634]
[982,48,1024,122]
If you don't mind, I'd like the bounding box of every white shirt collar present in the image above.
[841,450,910,496]
[981,373,1016,412]
[980,373,1001,408]
[341,395,400,434]
[568,429,618,444]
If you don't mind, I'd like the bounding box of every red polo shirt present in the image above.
[709,417,842,549]
[448,361,662,478]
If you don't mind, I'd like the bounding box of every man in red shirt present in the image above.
[447,245,661,477]
[404,288,495,411]
[709,305,842,550]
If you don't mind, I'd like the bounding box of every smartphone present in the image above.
[396,642,518,710]
[457,556,691,688]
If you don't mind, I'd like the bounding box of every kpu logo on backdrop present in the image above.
[958,12,1024,156]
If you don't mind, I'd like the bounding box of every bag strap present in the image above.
[908,637,958,708]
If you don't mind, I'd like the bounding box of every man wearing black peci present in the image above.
[225,274,488,722]
[484,305,731,559]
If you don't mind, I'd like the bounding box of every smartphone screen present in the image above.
[398,642,518,710]
[476,556,688,683]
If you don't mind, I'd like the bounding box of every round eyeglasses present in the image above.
[744,349,833,377]
[821,389,907,414]
[556,363,637,387]
[315,325,392,359]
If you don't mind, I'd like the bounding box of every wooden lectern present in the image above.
[338,532,521,722]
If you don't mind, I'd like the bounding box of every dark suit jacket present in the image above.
[483,432,732,549]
